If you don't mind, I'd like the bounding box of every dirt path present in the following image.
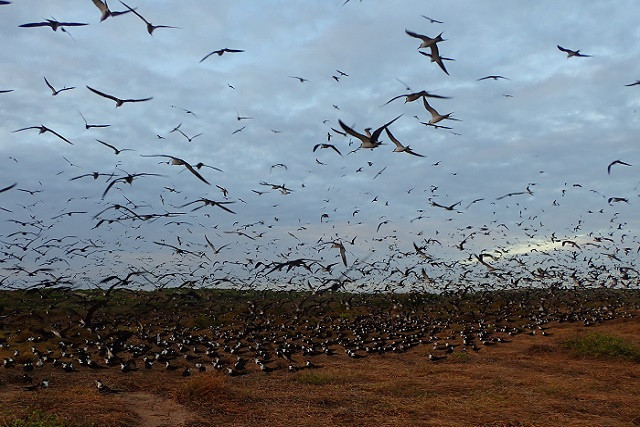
[124,392,195,427]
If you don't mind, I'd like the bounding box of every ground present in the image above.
[1,289,639,426]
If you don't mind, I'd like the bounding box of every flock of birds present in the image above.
[0,1,639,301]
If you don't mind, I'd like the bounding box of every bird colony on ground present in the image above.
[0,1,639,293]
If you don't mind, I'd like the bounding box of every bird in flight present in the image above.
[91,0,134,22]
[96,139,134,155]
[86,86,152,107]
[0,89,13,93]
[405,29,445,49]
[78,111,110,129]
[418,44,452,75]
[119,1,178,35]
[477,75,509,81]
[422,97,458,125]
[199,48,244,63]
[140,154,210,184]
[607,160,631,175]
[383,90,450,106]
[289,76,309,83]
[19,19,88,32]
[44,77,74,96]
[624,80,640,87]
[102,172,162,198]
[557,45,591,58]
[421,15,443,24]
[385,128,425,157]
[313,143,343,157]
[338,115,401,149]
[13,125,73,145]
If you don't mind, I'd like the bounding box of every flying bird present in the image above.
[95,139,134,155]
[91,0,134,21]
[557,45,591,58]
[140,154,210,184]
[624,80,640,87]
[43,76,75,96]
[19,19,88,32]
[13,125,73,145]
[338,115,402,149]
[385,128,425,157]
[477,75,509,81]
[86,85,152,107]
[0,89,14,93]
[418,44,452,75]
[313,143,343,156]
[119,1,178,35]
[607,160,632,175]
[78,111,110,129]
[102,172,163,198]
[382,90,450,106]
[289,76,309,83]
[421,15,443,24]
[422,97,458,125]
[405,29,445,49]
[199,48,244,62]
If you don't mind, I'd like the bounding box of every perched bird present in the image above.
[557,45,591,58]
[119,1,178,35]
[86,85,152,107]
[199,48,244,62]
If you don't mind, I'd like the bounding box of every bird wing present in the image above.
[338,120,367,143]
[44,77,56,93]
[96,139,117,152]
[119,0,150,25]
[86,86,118,102]
[405,29,429,41]
[46,127,73,145]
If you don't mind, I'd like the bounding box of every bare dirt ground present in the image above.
[1,315,640,426]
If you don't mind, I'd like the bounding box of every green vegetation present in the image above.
[564,332,640,362]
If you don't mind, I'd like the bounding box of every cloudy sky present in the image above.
[1,0,638,292]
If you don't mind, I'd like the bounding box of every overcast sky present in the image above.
[1,0,639,292]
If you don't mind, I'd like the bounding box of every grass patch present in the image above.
[296,371,343,386]
[564,332,640,362]
[173,374,231,406]
[2,410,71,427]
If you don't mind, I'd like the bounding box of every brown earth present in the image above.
[2,314,640,427]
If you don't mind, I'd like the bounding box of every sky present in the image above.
[1,0,639,293]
